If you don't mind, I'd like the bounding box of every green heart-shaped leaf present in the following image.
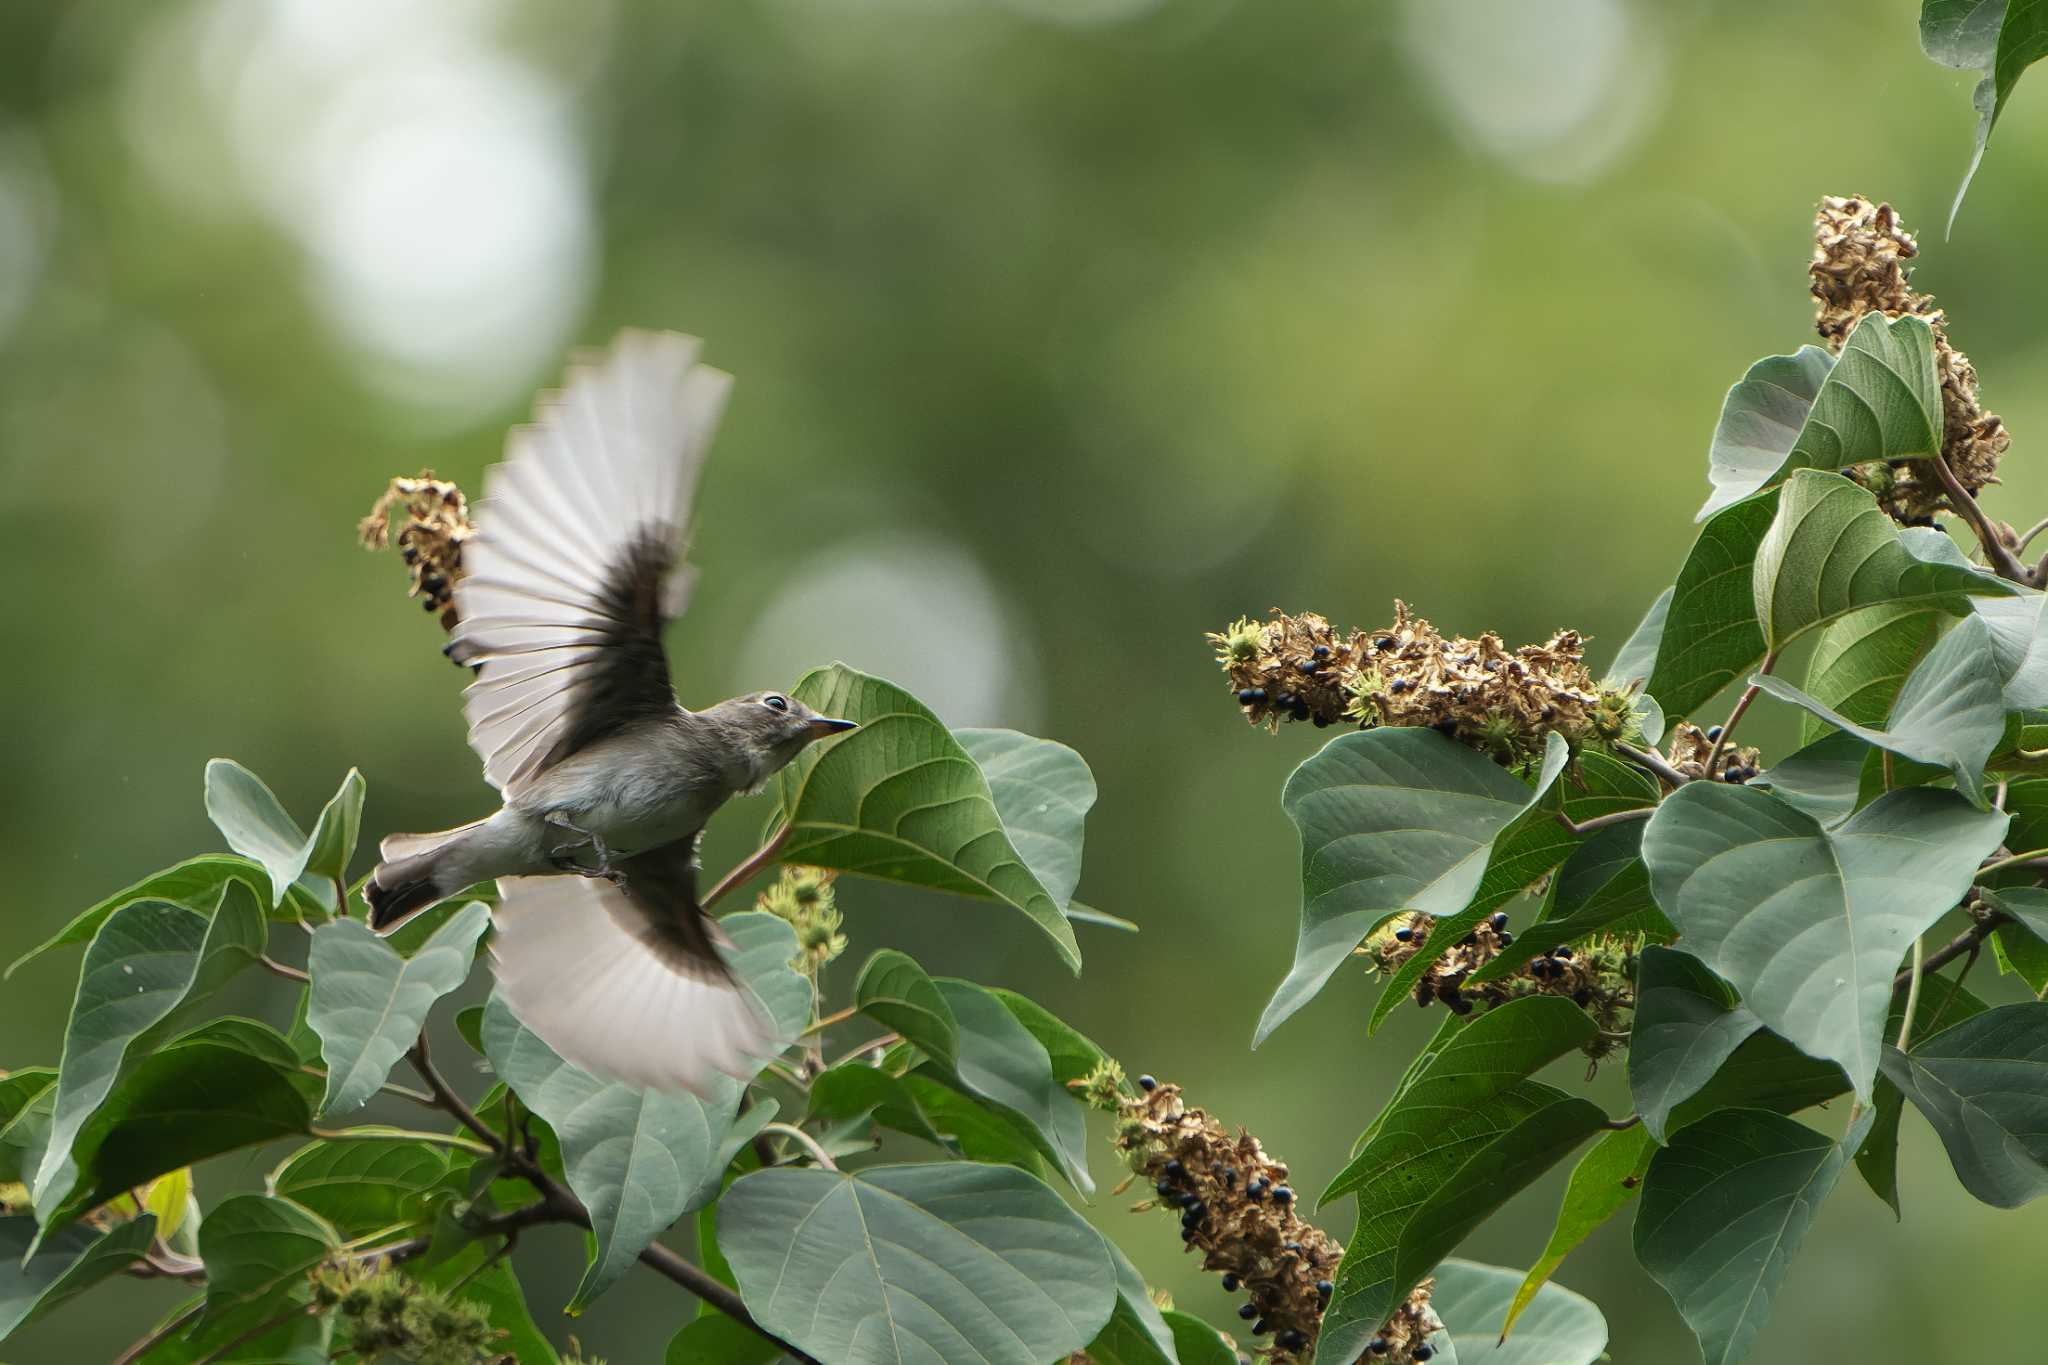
[1641,783,2006,1100]
[1433,1257,1609,1365]
[1880,1001,2048,1207]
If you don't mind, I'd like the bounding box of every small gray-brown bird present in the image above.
[365,330,855,1092]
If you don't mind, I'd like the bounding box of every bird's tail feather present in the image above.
[366,821,486,932]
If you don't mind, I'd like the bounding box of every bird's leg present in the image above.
[545,817,616,879]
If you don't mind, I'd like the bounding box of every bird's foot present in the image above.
[545,820,615,878]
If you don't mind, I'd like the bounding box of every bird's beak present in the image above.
[807,716,859,737]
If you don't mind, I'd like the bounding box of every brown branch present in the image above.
[1704,651,1778,775]
[1929,450,2034,584]
[1895,911,2009,990]
[1616,742,1688,789]
[702,824,790,911]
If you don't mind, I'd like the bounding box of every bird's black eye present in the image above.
[763,694,789,712]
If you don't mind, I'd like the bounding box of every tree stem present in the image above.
[1704,651,1777,774]
[1929,449,2034,584]
[760,1121,840,1171]
[702,824,791,911]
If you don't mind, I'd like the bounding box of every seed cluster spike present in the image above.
[1367,910,1639,1059]
[1108,1078,1440,1362]
[1208,603,1639,768]
[1665,721,1760,785]
[358,472,474,640]
[1810,194,2009,523]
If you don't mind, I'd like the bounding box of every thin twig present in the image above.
[1704,650,1778,775]
[1929,450,2034,584]
[760,1121,840,1171]
[1896,937,1925,1050]
[295,1066,436,1107]
[801,1004,859,1037]
[1975,847,2048,879]
[702,824,791,911]
[1922,943,1982,1038]
[1599,1113,1642,1131]
[828,1033,902,1070]
[112,1300,205,1365]
[1552,807,1653,837]
[406,1037,505,1156]
[1616,742,1688,789]
[259,955,311,984]
[2016,515,2048,556]
[1896,912,2009,989]
[193,1307,311,1365]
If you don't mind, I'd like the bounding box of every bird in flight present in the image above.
[365,330,856,1092]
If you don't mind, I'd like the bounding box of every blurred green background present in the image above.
[5,0,2048,1360]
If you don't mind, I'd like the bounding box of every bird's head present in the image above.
[702,690,859,785]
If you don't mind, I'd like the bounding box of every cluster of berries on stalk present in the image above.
[1364,912,1638,1060]
[1085,1069,1440,1363]
[310,1260,514,1363]
[358,472,475,642]
[1810,194,2008,524]
[1209,603,1642,770]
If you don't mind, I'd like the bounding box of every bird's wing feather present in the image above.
[490,841,775,1094]
[451,330,732,793]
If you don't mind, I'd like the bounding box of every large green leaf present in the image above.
[1502,1126,1655,1339]
[955,727,1094,912]
[1078,1243,1183,1365]
[1608,586,1671,688]
[205,760,363,912]
[897,1073,1051,1176]
[1755,730,1872,826]
[667,1314,781,1365]
[1796,603,1944,746]
[6,855,321,980]
[1467,821,1669,988]
[45,1036,313,1228]
[1635,1107,1870,1365]
[853,950,959,1070]
[1972,591,2048,710]
[1323,997,1597,1207]
[806,1064,947,1147]
[1317,1089,1605,1365]
[480,910,807,1310]
[1629,948,1762,1143]
[1880,1001,2048,1207]
[1255,728,1540,1046]
[0,1213,155,1343]
[267,1137,451,1237]
[1641,782,2006,1101]
[989,987,1110,1090]
[775,665,1081,971]
[32,883,268,1221]
[306,902,489,1116]
[194,1195,337,1333]
[934,978,1092,1194]
[1698,345,1836,520]
[1433,1258,1608,1365]
[1647,491,1778,720]
[0,1070,56,1185]
[717,1161,1116,1365]
[1753,613,2005,803]
[1922,0,2048,225]
[1699,316,1939,520]
[1751,470,2013,653]
[1854,974,1989,1214]
[1368,743,1657,1033]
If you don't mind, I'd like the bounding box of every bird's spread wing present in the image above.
[491,841,776,1093]
[451,330,732,793]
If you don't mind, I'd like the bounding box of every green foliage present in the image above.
[716,1162,1116,1365]
[1880,1001,2048,1206]
[1922,0,2048,223]
[1628,948,1762,1143]
[776,664,1085,972]
[1431,1258,1608,1365]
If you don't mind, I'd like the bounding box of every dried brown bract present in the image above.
[1210,603,1635,770]
[1811,194,2008,523]
[1665,721,1760,785]
[359,472,474,635]
[1107,1078,1438,1362]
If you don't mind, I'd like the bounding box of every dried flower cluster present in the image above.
[359,473,475,636]
[311,1260,512,1363]
[1665,721,1761,785]
[1810,194,2009,523]
[755,865,847,973]
[1364,912,1638,1060]
[1100,1075,1439,1363]
[1209,604,1638,768]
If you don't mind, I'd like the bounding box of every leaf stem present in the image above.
[1552,807,1653,837]
[801,1004,859,1037]
[1599,1113,1642,1131]
[1929,449,2034,584]
[702,824,791,911]
[1704,651,1778,775]
[2016,514,2048,555]
[1895,936,1925,1050]
[1615,742,1689,789]
[259,954,311,984]
[308,1125,494,1157]
[112,1300,205,1364]
[760,1121,840,1171]
[1974,847,2048,878]
[828,1033,902,1070]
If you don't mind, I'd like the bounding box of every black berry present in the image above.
[1312,644,1331,659]
[1138,1074,1157,1091]
[1389,678,1410,694]
[1239,1303,1258,1321]
[1156,1179,1175,1198]
[1490,912,1510,931]
[1237,687,1263,705]
[1278,1329,1307,1351]
[1498,930,1515,946]
[1369,1340,1390,1355]
[1271,1185,1294,1204]
[1706,725,1724,741]
[1394,927,1414,942]
[1553,946,1573,959]
[1415,1347,1435,1362]
[1297,659,1319,675]
[1165,1159,1184,1178]
[1251,1320,1269,1336]
[1221,1273,1240,1292]
[1317,1280,1334,1297]
[1375,636,1395,650]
